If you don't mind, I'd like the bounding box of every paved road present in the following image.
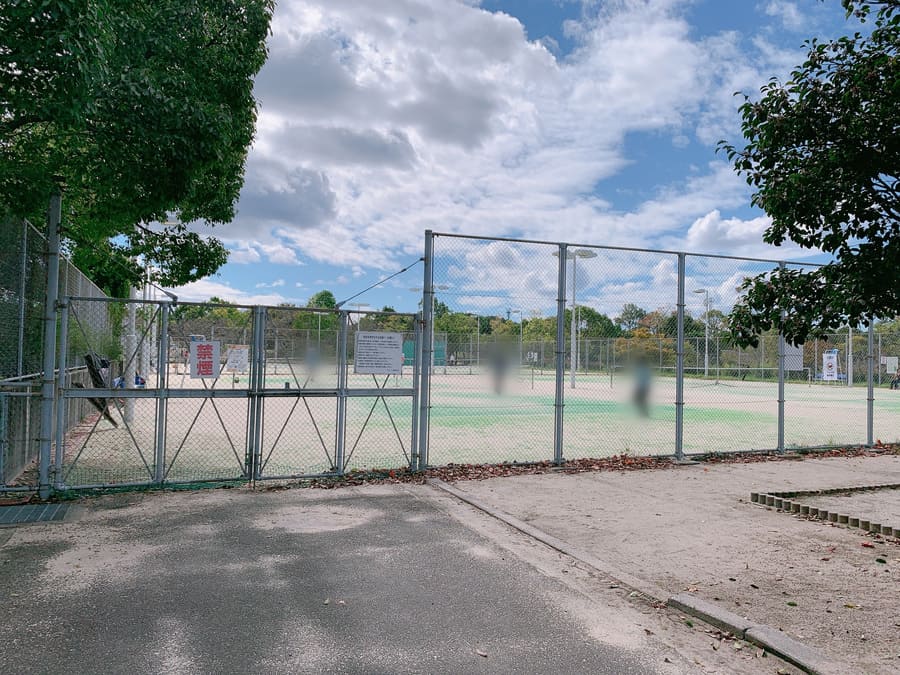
[0,484,788,674]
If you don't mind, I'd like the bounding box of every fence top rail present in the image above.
[428,230,824,268]
[64,295,417,317]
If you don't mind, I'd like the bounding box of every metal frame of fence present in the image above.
[51,297,420,492]
[4,208,899,494]
[418,230,883,467]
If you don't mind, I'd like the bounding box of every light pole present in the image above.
[552,248,597,388]
[694,289,710,378]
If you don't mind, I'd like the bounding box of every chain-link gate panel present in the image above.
[163,302,254,482]
[681,255,782,453]
[58,298,163,486]
[429,235,559,465]
[561,248,679,459]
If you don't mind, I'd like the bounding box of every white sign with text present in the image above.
[224,345,249,373]
[354,332,403,374]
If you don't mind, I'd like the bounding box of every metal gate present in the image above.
[54,298,420,489]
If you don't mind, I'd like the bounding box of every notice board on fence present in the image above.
[354,332,403,374]
[190,340,221,379]
[224,345,249,373]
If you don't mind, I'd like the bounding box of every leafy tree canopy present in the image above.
[615,303,647,331]
[306,290,337,309]
[1,0,274,295]
[720,0,899,346]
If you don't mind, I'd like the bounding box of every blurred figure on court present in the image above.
[305,346,321,382]
[633,354,652,417]
[488,342,513,394]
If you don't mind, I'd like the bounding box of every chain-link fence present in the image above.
[0,215,109,487]
[53,299,420,490]
[420,231,891,466]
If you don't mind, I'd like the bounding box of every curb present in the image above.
[751,484,900,539]
[428,478,850,675]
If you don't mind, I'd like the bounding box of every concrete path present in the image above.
[0,484,795,674]
[448,454,900,674]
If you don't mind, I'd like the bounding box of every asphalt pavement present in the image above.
[0,484,716,674]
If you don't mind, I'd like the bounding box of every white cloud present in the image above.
[203,0,830,281]
[259,242,303,265]
[171,279,299,305]
[229,246,261,264]
[763,1,805,31]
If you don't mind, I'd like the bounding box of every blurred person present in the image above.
[633,354,652,417]
[488,343,513,394]
[305,346,321,382]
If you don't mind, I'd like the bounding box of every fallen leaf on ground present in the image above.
[476,649,487,658]
[861,542,875,548]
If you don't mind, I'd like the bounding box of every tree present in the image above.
[720,1,900,346]
[1,0,274,294]
[573,306,622,338]
[306,290,337,310]
[615,303,647,331]
[293,290,338,332]
[363,306,414,332]
[434,311,477,336]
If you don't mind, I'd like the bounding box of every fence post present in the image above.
[553,243,568,465]
[675,253,685,461]
[245,306,264,479]
[38,188,62,499]
[253,307,267,479]
[867,322,874,447]
[777,262,786,453]
[53,301,69,489]
[154,303,169,483]
[0,394,7,484]
[410,312,422,471]
[335,310,349,474]
[417,231,434,471]
[17,220,28,377]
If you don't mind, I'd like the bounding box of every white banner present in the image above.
[354,332,403,374]
[224,345,249,373]
[190,340,220,379]
[822,351,838,381]
[884,356,898,373]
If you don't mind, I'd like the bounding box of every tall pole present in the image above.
[554,244,568,464]
[417,231,434,471]
[17,220,28,376]
[674,253,686,461]
[704,292,710,378]
[38,188,62,499]
[867,322,874,446]
[777,263,786,453]
[570,256,577,389]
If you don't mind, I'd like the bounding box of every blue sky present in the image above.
[167,0,857,318]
